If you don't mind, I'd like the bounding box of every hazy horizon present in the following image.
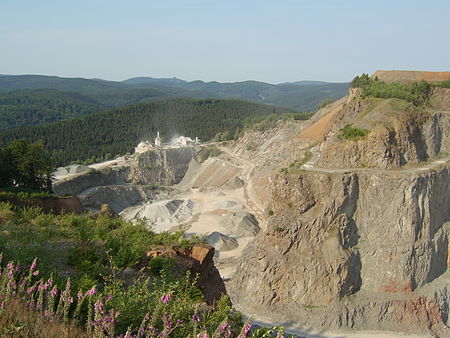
[1,0,449,83]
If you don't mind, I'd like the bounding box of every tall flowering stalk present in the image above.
[237,319,252,338]
[61,278,74,322]
[213,318,232,338]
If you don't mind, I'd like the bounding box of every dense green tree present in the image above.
[0,139,53,192]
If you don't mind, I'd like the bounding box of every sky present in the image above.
[1,0,449,83]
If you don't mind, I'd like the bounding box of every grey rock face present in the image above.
[318,101,450,170]
[78,185,155,213]
[128,147,195,185]
[53,167,128,196]
[229,167,450,336]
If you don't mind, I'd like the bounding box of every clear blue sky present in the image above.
[1,0,449,83]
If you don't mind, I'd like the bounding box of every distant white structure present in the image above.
[171,136,195,147]
[135,132,200,154]
[155,131,161,147]
[134,141,154,154]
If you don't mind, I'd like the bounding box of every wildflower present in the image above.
[238,320,252,338]
[192,313,201,322]
[47,276,53,288]
[94,299,104,313]
[105,294,112,302]
[50,285,58,297]
[85,285,96,296]
[77,290,84,300]
[30,258,37,272]
[160,292,172,304]
[33,270,39,276]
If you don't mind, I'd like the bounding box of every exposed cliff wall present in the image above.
[128,147,196,185]
[53,167,129,196]
[78,185,158,213]
[54,147,196,206]
[318,110,450,169]
[229,167,450,336]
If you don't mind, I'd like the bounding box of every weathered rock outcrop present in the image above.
[315,88,450,169]
[128,147,196,185]
[229,167,450,336]
[53,167,128,196]
[147,244,227,304]
[79,185,156,213]
[54,147,197,211]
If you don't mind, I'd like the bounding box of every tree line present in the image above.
[0,98,300,167]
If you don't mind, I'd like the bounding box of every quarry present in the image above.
[50,71,450,337]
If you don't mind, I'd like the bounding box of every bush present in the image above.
[148,256,175,276]
[338,124,370,141]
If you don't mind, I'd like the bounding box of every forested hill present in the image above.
[124,78,349,111]
[0,98,306,166]
[0,89,105,131]
[1,74,349,113]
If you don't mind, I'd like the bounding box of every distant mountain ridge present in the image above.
[0,74,349,112]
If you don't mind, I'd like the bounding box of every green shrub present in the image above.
[67,244,106,277]
[148,256,175,276]
[338,124,370,141]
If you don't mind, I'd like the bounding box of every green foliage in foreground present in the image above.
[338,124,370,141]
[0,98,300,167]
[0,203,288,336]
[0,188,56,200]
[350,73,432,106]
[0,202,202,287]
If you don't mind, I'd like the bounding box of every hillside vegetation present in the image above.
[0,89,105,131]
[350,73,432,106]
[0,74,349,116]
[0,99,308,166]
[0,202,249,336]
